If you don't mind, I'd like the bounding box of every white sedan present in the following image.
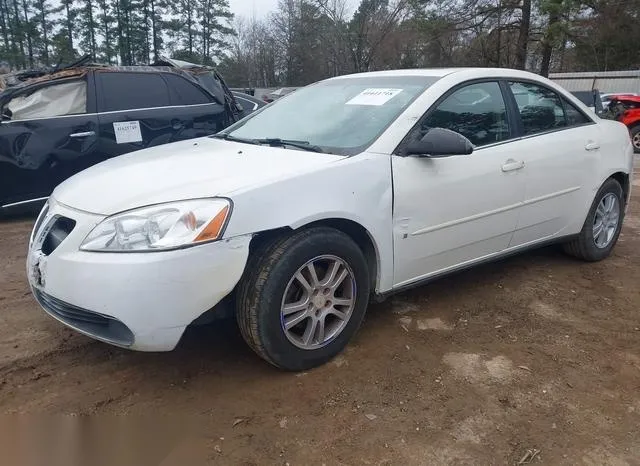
[27,68,634,371]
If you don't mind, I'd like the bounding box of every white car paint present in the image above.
[27,68,634,352]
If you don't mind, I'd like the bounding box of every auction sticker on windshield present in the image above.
[113,121,143,144]
[346,88,403,106]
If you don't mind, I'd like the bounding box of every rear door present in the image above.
[506,81,598,246]
[0,75,99,208]
[95,71,228,160]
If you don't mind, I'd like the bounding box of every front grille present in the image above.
[41,216,76,256]
[34,289,134,347]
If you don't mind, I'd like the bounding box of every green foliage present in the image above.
[0,0,234,68]
[0,0,636,78]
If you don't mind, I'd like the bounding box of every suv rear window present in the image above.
[98,72,171,112]
[163,74,212,106]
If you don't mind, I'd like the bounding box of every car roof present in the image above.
[327,67,547,82]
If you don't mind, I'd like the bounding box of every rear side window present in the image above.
[563,98,591,126]
[163,74,212,106]
[98,72,171,112]
[422,81,511,147]
[510,82,566,135]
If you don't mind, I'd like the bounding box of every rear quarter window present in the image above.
[163,74,213,106]
[563,98,592,126]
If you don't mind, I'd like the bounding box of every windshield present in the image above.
[222,76,439,155]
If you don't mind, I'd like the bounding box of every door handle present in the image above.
[69,131,96,138]
[501,159,525,172]
[585,141,600,151]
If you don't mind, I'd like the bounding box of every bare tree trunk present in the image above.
[0,2,10,60]
[143,0,150,63]
[186,1,193,56]
[515,0,531,70]
[64,1,73,55]
[150,0,158,60]
[98,0,111,64]
[21,0,33,67]
[116,0,125,64]
[38,0,49,65]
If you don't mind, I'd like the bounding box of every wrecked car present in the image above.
[0,60,244,214]
[606,95,640,153]
[151,57,265,118]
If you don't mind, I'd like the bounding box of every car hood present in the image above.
[53,137,345,215]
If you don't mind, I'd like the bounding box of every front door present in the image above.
[392,80,526,288]
[0,77,98,207]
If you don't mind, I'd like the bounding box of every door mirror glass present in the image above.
[406,127,474,157]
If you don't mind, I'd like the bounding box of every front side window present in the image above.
[224,76,439,155]
[510,81,566,135]
[99,72,171,112]
[421,81,510,147]
[3,80,87,121]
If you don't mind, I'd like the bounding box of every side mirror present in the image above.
[406,127,474,157]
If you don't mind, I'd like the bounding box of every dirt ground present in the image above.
[1,163,639,465]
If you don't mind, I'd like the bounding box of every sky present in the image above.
[228,0,280,19]
[228,0,359,19]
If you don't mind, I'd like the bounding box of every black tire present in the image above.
[236,227,370,371]
[631,125,640,154]
[563,178,625,261]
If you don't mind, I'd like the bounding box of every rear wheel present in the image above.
[631,125,640,154]
[563,178,624,261]
[236,227,370,371]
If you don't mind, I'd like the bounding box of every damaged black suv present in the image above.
[0,56,252,214]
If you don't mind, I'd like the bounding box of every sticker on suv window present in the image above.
[346,88,403,106]
[113,121,143,144]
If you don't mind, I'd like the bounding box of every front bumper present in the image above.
[27,199,251,351]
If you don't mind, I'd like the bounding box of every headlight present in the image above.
[80,199,231,252]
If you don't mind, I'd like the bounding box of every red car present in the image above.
[608,95,640,153]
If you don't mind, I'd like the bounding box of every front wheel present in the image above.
[563,178,624,261]
[236,227,370,371]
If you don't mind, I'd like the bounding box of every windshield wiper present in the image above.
[210,133,261,146]
[256,138,325,153]
[212,134,326,153]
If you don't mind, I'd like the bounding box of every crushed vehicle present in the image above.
[0,56,245,214]
[601,92,637,110]
[606,94,640,153]
[151,57,263,118]
[26,68,634,371]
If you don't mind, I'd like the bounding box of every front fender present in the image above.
[223,153,395,292]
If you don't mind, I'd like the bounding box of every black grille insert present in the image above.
[33,289,134,347]
[41,216,76,255]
